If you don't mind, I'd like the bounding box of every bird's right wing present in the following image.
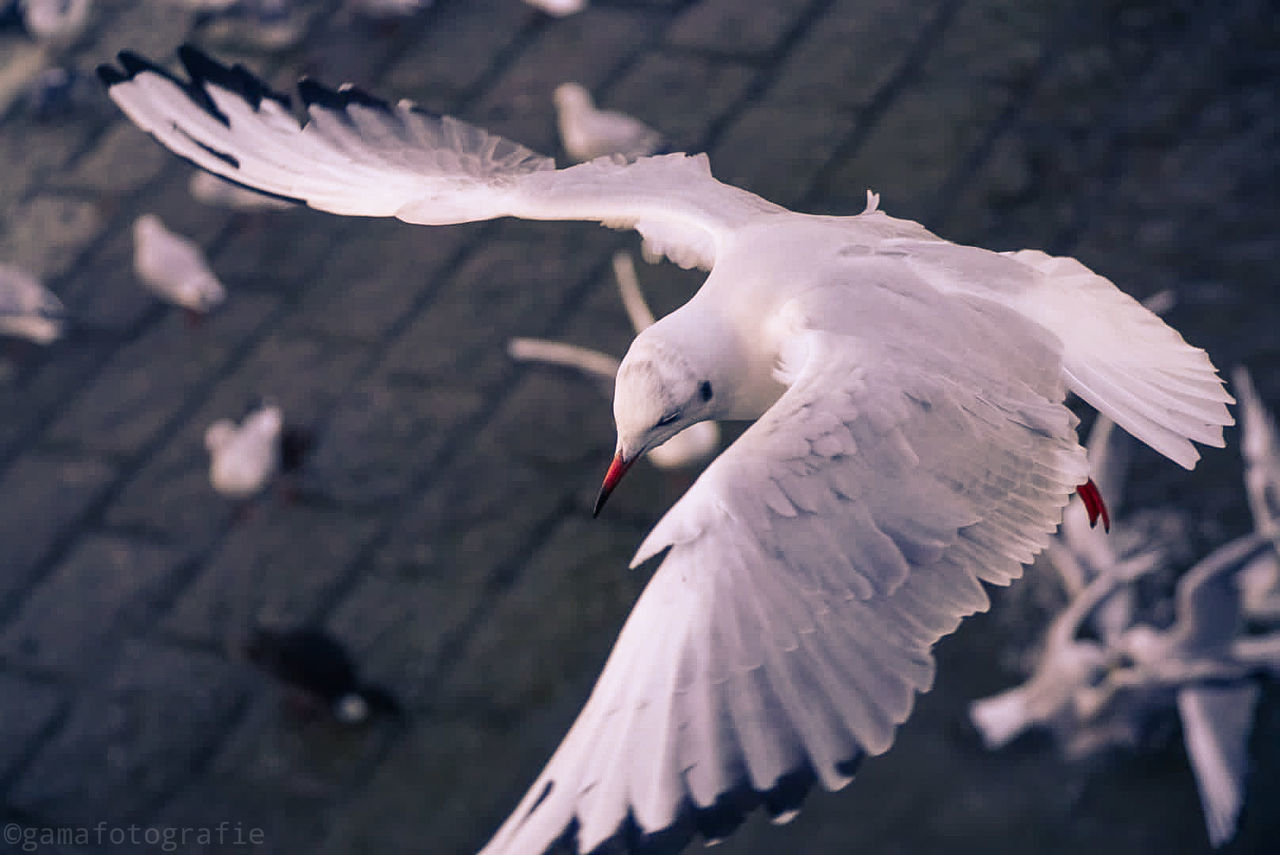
[479,262,1092,855]
[98,46,782,270]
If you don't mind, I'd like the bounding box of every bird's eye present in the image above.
[656,410,681,428]
[699,381,713,402]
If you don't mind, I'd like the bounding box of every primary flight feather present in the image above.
[99,47,1233,855]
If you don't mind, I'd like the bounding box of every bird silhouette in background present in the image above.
[242,625,403,727]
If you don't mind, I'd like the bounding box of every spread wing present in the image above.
[97,46,782,270]
[480,263,1090,854]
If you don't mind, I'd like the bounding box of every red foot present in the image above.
[1077,478,1111,533]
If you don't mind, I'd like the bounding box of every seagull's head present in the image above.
[594,330,718,516]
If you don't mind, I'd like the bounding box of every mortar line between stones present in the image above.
[797,0,964,212]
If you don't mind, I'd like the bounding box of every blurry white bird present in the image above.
[969,569,1118,749]
[1233,367,1280,621]
[18,0,92,42]
[132,214,227,314]
[196,0,310,52]
[100,48,1234,855]
[0,262,65,345]
[204,402,283,499]
[1112,534,1269,686]
[524,0,585,17]
[554,82,662,164]
[509,251,720,471]
[188,170,295,211]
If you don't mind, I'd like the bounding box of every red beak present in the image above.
[593,452,635,517]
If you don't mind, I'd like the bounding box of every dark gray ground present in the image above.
[0,0,1277,852]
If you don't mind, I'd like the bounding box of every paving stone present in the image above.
[439,515,647,715]
[50,119,173,199]
[0,193,107,281]
[316,713,576,855]
[161,504,379,647]
[0,339,116,462]
[300,368,486,507]
[466,6,661,155]
[7,640,248,825]
[0,674,62,782]
[0,452,116,601]
[206,207,350,296]
[766,0,945,112]
[378,219,618,383]
[154,771,333,855]
[370,445,576,592]
[0,535,180,678]
[0,101,109,216]
[712,103,855,208]
[666,0,815,60]
[89,0,202,59]
[45,293,280,457]
[818,0,1068,219]
[282,217,470,343]
[607,51,755,152]
[379,0,536,111]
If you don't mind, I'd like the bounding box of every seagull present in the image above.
[99,47,1234,855]
[204,401,284,499]
[132,213,227,315]
[242,625,403,725]
[0,262,65,345]
[1103,533,1272,850]
[554,82,662,164]
[509,251,720,471]
[17,0,92,43]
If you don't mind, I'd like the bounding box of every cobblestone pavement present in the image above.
[1,0,1277,853]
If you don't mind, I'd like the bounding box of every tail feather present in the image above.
[1007,249,1232,469]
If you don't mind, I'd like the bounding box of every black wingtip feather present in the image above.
[177,43,291,112]
[298,76,395,116]
[96,63,126,86]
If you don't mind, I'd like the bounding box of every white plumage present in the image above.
[554,82,662,164]
[18,0,92,42]
[100,48,1234,855]
[509,251,720,471]
[204,403,283,499]
[0,262,65,345]
[132,213,227,313]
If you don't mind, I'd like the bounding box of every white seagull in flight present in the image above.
[99,47,1234,855]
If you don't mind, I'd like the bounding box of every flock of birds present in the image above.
[970,370,1280,847]
[0,2,1273,854]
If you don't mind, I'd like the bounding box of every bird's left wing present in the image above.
[480,265,1090,854]
[98,47,781,270]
